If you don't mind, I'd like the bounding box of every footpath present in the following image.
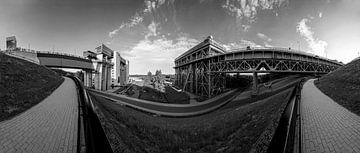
[0,77,78,153]
[301,79,360,153]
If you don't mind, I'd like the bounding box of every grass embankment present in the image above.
[0,53,64,121]
[90,86,294,153]
[315,59,360,115]
[124,85,190,104]
[113,86,128,93]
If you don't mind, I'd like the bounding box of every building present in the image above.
[111,51,129,86]
[126,60,129,83]
[83,44,114,91]
[6,36,17,50]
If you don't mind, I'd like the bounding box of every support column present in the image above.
[84,70,92,87]
[195,63,198,95]
[84,71,88,87]
[252,72,258,96]
[100,64,105,90]
[107,64,111,90]
[94,70,100,90]
[208,60,211,98]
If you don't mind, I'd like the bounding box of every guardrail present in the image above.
[266,78,305,153]
[7,47,88,60]
[68,76,113,153]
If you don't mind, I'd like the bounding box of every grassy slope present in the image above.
[125,84,190,104]
[315,59,360,116]
[0,53,64,121]
[90,86,294,153]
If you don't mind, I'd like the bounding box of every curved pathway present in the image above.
[0,77,78,153]
[301,79,360,153]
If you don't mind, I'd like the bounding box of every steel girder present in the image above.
[175,57,339,98]
[210,59,338,73]
[174,39,343,98]
[175,59,226,98]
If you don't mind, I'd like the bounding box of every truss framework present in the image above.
[174,37,343,98]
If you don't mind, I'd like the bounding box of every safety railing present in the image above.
[266,78,305,153]
[68,76,113,153]
[7,47,89,60]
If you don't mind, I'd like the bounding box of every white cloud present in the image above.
[264,41,273,47]
[242,24,251,31]
[223,40,262,51]
[297,18,328,56]
[123,35,199,74]
[145,21,159,39]
[109,0,169,38]
[257,32,272,42]
[222,0,288,23]
[109,13,144,38]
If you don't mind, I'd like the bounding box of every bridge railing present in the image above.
[227,47,343,65]
[266,78,306,153]
[228,47,315,56]
[12,47,89,60]
[68,76,113,153]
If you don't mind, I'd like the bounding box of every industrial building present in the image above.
[6,36,17,50]
[111,51,129,86]
[83,44,114,91]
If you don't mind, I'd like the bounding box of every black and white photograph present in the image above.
[0,0,360,152]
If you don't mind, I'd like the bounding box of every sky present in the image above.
[1,0,360,74]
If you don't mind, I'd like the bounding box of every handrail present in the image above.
[67,76,113,153]
[283,78,305,153]
[7,47,89,60]
[266,78,305,153]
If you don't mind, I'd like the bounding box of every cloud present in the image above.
[109,13,144,38]
[257,32,272,42]
[145,21,159,39]
[223,40,261,50]
[109,0,169,38]
[264,42,273,47]
[123,35,199,74]
[297,18,328,55]
[222,0,288,24]
[242,24,251,31]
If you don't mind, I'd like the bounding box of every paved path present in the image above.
[301,79,360,153]
[0,77,78,153]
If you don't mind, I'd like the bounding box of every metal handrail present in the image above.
[11,47,89,60]
[68,76,113,153]
[266,78,305,153]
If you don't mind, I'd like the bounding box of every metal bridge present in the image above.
[174,36,343,98]
[37,52,94,70]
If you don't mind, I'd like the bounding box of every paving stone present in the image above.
[0,77,78,153]
[301,79,360,153]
